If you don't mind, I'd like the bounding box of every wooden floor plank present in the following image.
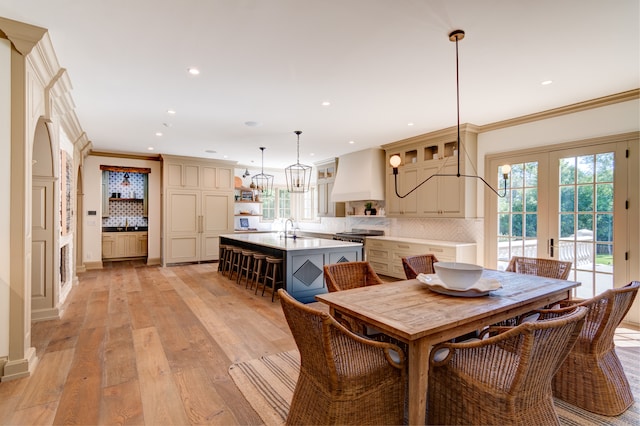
[16,349,75,410]
[173,366,239,425]
[99,379,145,425]
[103,324,138,388]
[132,326,190,425]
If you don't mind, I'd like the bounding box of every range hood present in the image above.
[331,148,385,202]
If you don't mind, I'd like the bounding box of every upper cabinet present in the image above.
[164,156,234,191]
[382,124,479,218]
[315,158,345,217]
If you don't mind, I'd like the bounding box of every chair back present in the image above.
[401,254,439,279]
[278,288,338,389]
[512,306,587,394]
[506,256,572,280]
[575,281,639,354]
[323,261,383,292]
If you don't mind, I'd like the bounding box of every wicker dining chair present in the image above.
[323,261,384,292]
[533,281,639,416]
[427,306,588,426]
[323,261,384,335]
[278,289,406,425]
[401,254,439,280]
[505,256,572,280]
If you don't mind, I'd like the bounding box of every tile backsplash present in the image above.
[102,172,148,228]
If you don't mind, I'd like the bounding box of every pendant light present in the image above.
[285,130,312,193]
[242,168,251,178]
[251,146,274,194]
[389,29,510,198]
[121,172,130,186]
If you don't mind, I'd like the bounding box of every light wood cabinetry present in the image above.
[315,158,345,217]
[365,236,476,279]
[382,124,478,218]
[162,155,235,265]
[102,232,148,259]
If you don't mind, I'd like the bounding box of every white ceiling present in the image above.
[1,1,638,170]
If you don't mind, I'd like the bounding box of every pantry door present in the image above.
[487,140,630,299]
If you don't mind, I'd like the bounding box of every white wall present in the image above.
[83,155,162,265]
[0,38,11,358]
[476,100,640,215]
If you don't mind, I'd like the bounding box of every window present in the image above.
[260,186,316,221]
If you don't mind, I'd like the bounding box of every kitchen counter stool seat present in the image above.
[222,245,236,277]
[238,249,257,286]
[260,256,283,302]
[250,252,268,291]
[229,247,243,280]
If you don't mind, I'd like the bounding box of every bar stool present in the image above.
[237,249,256,286]
[222,245,236,277]
[229,247,243,280]
[218,244,228,272]
[261,256,284,302]
[250,253,268,291]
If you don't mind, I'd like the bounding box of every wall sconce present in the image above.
[122,172,130,186]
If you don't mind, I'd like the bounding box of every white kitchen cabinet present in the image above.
[315,158,345,217]
[365,236,477,279]
[162,155,235,265]
[102,232,148,259]
[383,124,478,218]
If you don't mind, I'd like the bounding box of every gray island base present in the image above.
[220,233,363,303]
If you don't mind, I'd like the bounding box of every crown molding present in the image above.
[0,16,47,55]
[478,89,640,133]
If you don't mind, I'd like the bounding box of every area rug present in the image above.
[229,347,639,425]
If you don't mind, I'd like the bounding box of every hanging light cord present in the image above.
[391,29,508,199]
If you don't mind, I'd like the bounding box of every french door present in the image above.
[487,140,630,299]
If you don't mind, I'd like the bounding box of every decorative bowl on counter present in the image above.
[433,262,483,290]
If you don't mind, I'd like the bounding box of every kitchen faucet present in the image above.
[284,218,296,238]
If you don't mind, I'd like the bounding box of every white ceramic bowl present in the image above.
[433,262,483,290]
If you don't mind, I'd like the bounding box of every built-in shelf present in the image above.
[235,200,261,203]
[348,215,386,218]
[109,198,143,201]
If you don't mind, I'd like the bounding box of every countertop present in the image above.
[365,236,476,247]
[220,232,362,251]
[102,226,148,233]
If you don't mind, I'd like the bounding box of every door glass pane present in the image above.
[497,161,538,270]
[558,152,614,299]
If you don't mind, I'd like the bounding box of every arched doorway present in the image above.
[31,118,58,321]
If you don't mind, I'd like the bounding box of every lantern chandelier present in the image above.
[389,29,510,198]
[285,130,312,193]
[251,146,274,194]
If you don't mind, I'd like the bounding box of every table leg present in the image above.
[407,337,432,425]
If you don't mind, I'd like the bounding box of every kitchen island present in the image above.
[219,233,363,303]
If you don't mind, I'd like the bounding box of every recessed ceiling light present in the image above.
[155,132,163,136]
[321,101,331,106]
[187,67,200,75]
[408,122,415,126]
[244,121,262,127]
[167,109,176,114]
[205,149,217,154]
[310,153,315,156]
[541,80,553,86]
[147,147,154,151]
[223,155,228,159]
[349,140,355,144]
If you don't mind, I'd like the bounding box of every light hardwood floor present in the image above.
[1,261,638,425]
[0,260,300,425]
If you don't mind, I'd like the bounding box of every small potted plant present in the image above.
[364,202,377,216]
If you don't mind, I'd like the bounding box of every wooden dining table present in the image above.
[315,269,580,425]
